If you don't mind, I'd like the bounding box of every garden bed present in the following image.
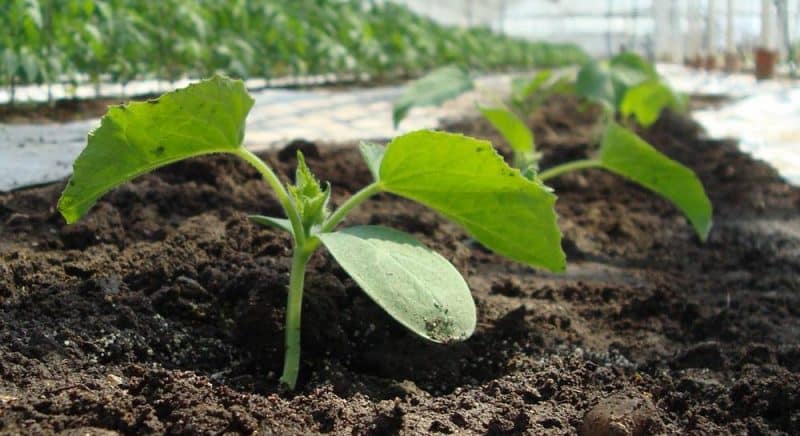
[1,96,798,434]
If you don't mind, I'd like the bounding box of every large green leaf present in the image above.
[378,130,565,271]
[599,124,712,240]
[58,75,254,223]
[620,80,686,127]
[393,65,474,127]
[478,106,533,153]
[319,225,476,343]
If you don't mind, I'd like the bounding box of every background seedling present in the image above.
[574,52,688,127]
[58,75,565,390]
[396,53,711,240]
[482,53,711,240]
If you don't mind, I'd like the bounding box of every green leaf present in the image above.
[393,65,474,127]
[620,80,685,127]
[479,106,534,153]
[319,225,476,343]
[249,215,294,235]
[379,130,565,271]
[609,52,658,79]
[599,124,712,240]
[359,141,386,181]
[575,61,617,109]
[58,75,254,224]
[576,52,659,108]
[511,70,552,101]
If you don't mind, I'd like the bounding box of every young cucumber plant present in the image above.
[574,52,687,128]
[478,53,711,240]
[57,75,566,390]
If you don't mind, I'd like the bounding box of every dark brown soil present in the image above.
[0,76,405,124]
[0,95,162,124]
[1,97,799,434]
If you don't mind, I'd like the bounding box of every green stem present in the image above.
[538,159,603,181]
[236,148,306,244]
[320,182,382,233]
[279,248,311,389]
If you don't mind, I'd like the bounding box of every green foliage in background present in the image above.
[0,0,588,103]
[575,52,686,127]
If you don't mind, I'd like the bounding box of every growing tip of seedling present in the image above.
[289,151,330,233]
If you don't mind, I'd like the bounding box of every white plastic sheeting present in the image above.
[660,64,800,184]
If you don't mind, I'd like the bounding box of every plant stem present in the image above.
[279,248,311,389]
[537,159,603,181]
[320,182,382,233]
[236,148,306,245]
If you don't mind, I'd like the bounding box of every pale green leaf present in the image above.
[393,66,474,127]
[58,75,254,223]
[249,215,294,235]
[478,106,534,153]
[379,130,565,271]
[319,225,476,343]
[359,141,386,181]
[599,124,712,240]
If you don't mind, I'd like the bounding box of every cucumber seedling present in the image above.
[58,75,566,390]
[478,53,711,240]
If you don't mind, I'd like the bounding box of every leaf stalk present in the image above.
[537,159,603,181]
[237,148,307,245]
[320,182,382,233]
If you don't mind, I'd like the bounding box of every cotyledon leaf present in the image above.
[393,65,474,128]
[58,75,254,224]
[319,225,476,343]
[378,130,565,271]
[599,123,712,240]
[478,106,534,153]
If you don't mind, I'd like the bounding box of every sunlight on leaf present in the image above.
[58,75,254,223]
[379,130,565,271]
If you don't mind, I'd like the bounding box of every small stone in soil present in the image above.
[580,389,661,436]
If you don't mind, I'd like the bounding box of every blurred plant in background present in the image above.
[0,0,588,104]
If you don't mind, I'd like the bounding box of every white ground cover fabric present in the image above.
[659,64,800,185]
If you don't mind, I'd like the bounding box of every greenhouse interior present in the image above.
[1,0,799,434]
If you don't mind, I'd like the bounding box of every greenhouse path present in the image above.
[0,75,510,191]
[1,66,799,191]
